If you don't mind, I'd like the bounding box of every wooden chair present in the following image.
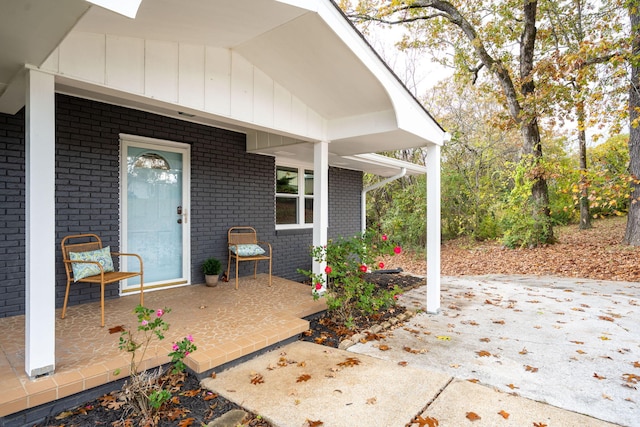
[61,234,144,327]
[226,227,272,290]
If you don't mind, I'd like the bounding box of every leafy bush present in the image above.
[299,228,403,327]
[500,159,554,248]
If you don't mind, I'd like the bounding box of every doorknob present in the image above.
[177,206,182,215]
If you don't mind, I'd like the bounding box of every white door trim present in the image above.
[119,133,191,294]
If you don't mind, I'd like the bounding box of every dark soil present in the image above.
[34,272,424,427]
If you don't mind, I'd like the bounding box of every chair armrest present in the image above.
[111,252,144,272]
[63,259,106,277]
[257,241,272,255]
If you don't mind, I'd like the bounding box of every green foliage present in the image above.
[201,257,222,275]
[148,389,172,410]
[500,158,554,248]
[550,135,631,221]
[299,229,402,327]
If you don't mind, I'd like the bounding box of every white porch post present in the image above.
[426,143,441,314]
[25,69,56,378]
[312,141,329,293]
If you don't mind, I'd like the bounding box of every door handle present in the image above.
[177,207,188,224]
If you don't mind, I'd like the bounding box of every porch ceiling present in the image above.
[0,0,444,171]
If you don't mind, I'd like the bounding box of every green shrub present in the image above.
[299,228,403,327]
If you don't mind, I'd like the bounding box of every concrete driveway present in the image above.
[350,275,640,426]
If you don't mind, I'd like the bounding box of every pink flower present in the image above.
[315,282,323,290]
[187,334,194,342]
[382,234,388,241]
[156,309,164,317]
[141,320,148,326]
[185,351,190,356]
[324,266,332,274]
[393,295,399,300]
[359,265,367,273]
[378,262,385,269]
[172,343,179,351]
[394,246,402,254]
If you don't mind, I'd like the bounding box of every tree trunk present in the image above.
[624,1,640,244]
[522,118,554,243]
[576,102,592,229]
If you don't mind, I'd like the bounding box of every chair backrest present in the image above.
[228,227,258,245]
[61,234,104,277]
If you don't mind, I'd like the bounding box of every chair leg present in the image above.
[235,257,239,290]
[253,260,258,279]
[100,282,105,327]
[226,252,231,282]
[268,257,272,287]
[139,273,144,307]
[61,280,71,319]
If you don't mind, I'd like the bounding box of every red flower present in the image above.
[381,234,388,241]
[359,265,368,273]
[315,282,323,290]
[394,246,402,254]
[378,262,385,269]
[324,266,332,274]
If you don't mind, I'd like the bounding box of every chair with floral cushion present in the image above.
[226,226,272,290]
[61,233,144,327]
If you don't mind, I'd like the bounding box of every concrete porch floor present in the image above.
[0,274,325,420]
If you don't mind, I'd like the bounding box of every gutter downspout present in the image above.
[361,167,407,233]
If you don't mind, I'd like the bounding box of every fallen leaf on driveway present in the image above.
[599,316,614,322]
[366,397,377,405]
[524,365,539,373]
[476,350,491,357]
[593,373,606,380]
[436,335,451,341]
[337,357,361,367]
[466,412,481,421]
[498,410,510,419]
[297,374,311,383]
[506,383,519,389]
[412,415,439,427]
[379,344,391,351]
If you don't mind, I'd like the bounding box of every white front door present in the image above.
[120,134,191,293]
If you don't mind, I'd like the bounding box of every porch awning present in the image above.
[0,0,446,164]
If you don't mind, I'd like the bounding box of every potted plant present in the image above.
[202,257,222,287]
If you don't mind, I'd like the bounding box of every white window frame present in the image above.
[276,162,314,230]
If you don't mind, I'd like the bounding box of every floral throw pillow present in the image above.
[69,246,114,281]
[230,244,266,257]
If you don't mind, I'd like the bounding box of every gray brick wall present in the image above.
[0,94,363,317]
[0,109,25,317]
[329,167,362,240]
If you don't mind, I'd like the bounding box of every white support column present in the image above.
[312,141,329,293]
[426,143,441,314]
[25,69,56,378]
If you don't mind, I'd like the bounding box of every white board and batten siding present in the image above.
[42,32,325,142]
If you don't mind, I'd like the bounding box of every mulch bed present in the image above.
[34,272,425,427]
